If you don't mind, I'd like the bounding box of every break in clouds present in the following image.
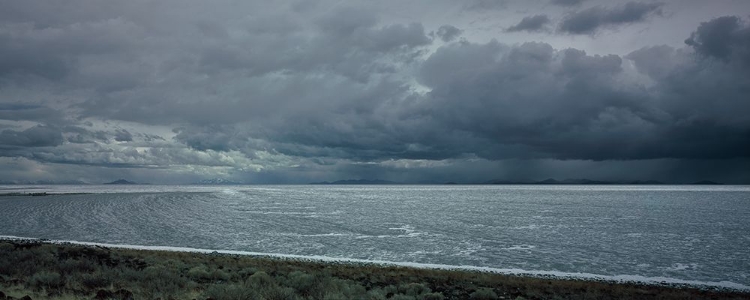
[0,0,749,184]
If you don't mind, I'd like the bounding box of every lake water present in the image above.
[1,184,749,290]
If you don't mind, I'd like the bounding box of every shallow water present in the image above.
[1,184,749,289]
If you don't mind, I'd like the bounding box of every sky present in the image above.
[0,0,749,184]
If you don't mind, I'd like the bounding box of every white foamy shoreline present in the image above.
[2,235,748,292]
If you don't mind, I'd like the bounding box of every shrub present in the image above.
[204,283,259,300]
[29,271,64,290]
[0,260,12,276]
[158,258,187,272]
[187,266,212,282]
[383,285,398,295]
[58,258,98,275]
[338,280,366,298]
[321,291,348,300]
[237,267,259,279]
[139,265,193,297]
[80,272,111,289]
[390,295,417,300]
[365,288,387,300]
[470,288,498,300]
[211,269,231,282]
[399,283,431,296]
[262,286,301,300]
[246,271,276,289]
[0,242,14,254]
[285,271,316,296]
[418,292,446,300]
[116,266,145,282]
[10,249,55,276]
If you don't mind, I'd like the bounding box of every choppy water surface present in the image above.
[1,185,749,289]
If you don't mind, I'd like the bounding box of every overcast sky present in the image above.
[1,0,749,184]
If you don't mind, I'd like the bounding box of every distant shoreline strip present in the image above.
[0,192,91,197]
[1,235,748,292]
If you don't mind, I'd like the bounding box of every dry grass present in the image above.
[0,240,748,300]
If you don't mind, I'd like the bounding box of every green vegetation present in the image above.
[0,240,747,299]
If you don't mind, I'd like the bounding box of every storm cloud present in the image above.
[113,129,133,142]
[436,25,463,42]
[558,2,663,34]
[684,16,750,68]
[551,0,587,7]
[506,15,551,33]
[417,39,749,161]
[0,126,63,148]
[0,0,748,184]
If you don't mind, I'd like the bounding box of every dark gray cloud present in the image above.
[0,125,63,148]
[114,129,133,142]
[69,5,431,126]
[174,126,238,152]
[462,0,507,11]
[63,126,109,144]
[551,0,587,7]
[0,104,63,123]
[684,16,750,68]
[412,32,749,161]
[174,18,749,165]
[141,134,165,142]
[559,2,663,34]
[506,15,551,32]
[436,25,463,42]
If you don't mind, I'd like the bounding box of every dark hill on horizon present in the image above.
[486,178,669,185]
[311,178,730,185]
[105,179,139,185]
[691,180,723,185]
[311,179,400,185]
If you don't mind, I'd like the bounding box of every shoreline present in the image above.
[2,237,749,299]
[3,235,748,292]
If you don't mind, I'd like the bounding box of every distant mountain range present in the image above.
[690,180,724,185]
[484,178,665,185]
[105,179,139,185]
[312,178,725,185]
[485,178,724,185]
[311,179,400,185]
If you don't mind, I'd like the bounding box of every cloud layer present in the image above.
[506,15,551,32]
[559,2,663,34]
[0,1,748,184]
